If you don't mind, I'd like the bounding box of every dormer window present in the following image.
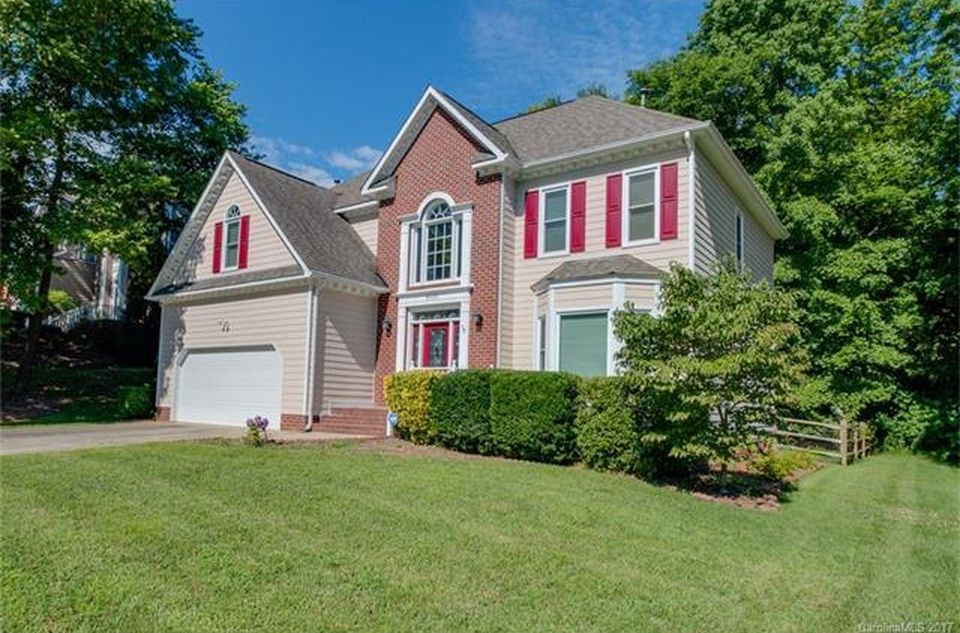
[409,198,463,285]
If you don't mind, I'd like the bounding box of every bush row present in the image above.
[387,369,580,464]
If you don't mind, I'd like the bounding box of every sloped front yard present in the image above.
[1,444,956,632]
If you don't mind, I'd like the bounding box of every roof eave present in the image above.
[695,124,788,240]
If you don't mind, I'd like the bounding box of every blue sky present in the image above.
[176,0,703,186]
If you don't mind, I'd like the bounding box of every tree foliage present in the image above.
[1,0,250,389]
[614,260,807,464]
[626,0,958,457]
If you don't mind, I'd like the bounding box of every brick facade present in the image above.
[373,108,503,404]
[156,406,170,422]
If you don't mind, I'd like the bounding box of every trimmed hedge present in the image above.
[384,371,442,444]
[431,370,494,454]
[489,371,579,464]
[575,377,640,473]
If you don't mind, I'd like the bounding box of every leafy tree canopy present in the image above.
[1,0,250,389]
[626,0,958,457]
[614,259,807,464]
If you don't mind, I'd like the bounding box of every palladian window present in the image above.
[409,199,463,284]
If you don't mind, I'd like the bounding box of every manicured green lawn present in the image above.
[1,443,956,632]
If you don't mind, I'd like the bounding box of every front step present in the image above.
[314,407,388,437]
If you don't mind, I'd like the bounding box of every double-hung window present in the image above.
[625,169,657,243]
[223,204,242,270]
[541,187,569,254]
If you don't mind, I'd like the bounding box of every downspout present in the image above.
[496,175,505,367]
[304,285,320,431]
[684,130,697,272]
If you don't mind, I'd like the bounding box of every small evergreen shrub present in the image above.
[489,371,579,464]
[575,377,640,473]
[117,384,154,419]
[431,370,494,454]
[384,371,441,444]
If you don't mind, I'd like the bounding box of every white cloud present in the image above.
[325,145,384,172]
[249,136,381,187]
[462,0,699,115]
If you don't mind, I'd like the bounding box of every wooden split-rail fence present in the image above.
[758,410,873,465]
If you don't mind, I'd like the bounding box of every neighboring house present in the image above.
[46,246,128,329]
[148,87,786,435]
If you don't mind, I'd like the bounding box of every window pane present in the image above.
[629,205,655,241]
[628,172,654,207]
[544,221,566,252]
[538,316,546,370]
[425,325,448,367]
[544,189,567,222]
[425,220,452,280]
[559,313,608,376]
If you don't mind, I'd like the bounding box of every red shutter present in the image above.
[605,174,622,247]
[570,181,586,252]
[660,162,678,240]
[523,189,539,259]
[212,221,223,274]
[238,215,250,269]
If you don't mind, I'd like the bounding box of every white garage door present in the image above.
[176,347,283,429]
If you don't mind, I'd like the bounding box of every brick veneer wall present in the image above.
[373,108,503,404]
[156,406,171,422]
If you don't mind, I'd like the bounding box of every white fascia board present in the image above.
[697,124,788,240]
[361,86,507,196]
[149,274,310,303]
[226,153,310,273]
[333,200,379,215]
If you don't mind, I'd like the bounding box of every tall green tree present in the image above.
[627,0,958,457]
[1,0,250,391]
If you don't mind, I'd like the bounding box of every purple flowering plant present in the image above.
[243,415,269,446]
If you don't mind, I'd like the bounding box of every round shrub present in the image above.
[575,377,640,473]
[431,370,494,454]
[489,371,579,464]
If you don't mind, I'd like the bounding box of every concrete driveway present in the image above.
[0,421,358,456]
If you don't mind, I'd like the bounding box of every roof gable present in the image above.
[149,151,385,299]
[361,86,511,196]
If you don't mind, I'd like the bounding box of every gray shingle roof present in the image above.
[151,265,303,297]
[227,151,385,289]
[495,96,702,163]
[531,254,663,293]
[330,170,374,210]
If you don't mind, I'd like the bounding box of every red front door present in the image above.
[421,322,450,368]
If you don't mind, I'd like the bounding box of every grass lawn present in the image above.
[1,443,957,632]
[0,367,154,424]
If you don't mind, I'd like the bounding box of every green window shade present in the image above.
[559,313,608,376]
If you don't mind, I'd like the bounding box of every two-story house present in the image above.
[148,87,786,436]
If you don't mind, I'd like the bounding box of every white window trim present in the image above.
[536,314,547,371]
[221,216,241,272]
[401,193,472,291]
[554,307,613,376]
[395,289,471,372]
[539,183,571,258]
[621,163,661,247]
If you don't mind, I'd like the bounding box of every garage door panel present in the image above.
[176,347,283,428]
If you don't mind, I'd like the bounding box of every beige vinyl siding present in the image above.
[553,284,614,311]
[743,209,774,282]
[173,172,298,284]
[156,289,309,414]
[349,217,379,255]
[314,290,377,409]
[694,154,774,281]
[624,283,657,310]
[499,177,517,367]
[508,145,689,369]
